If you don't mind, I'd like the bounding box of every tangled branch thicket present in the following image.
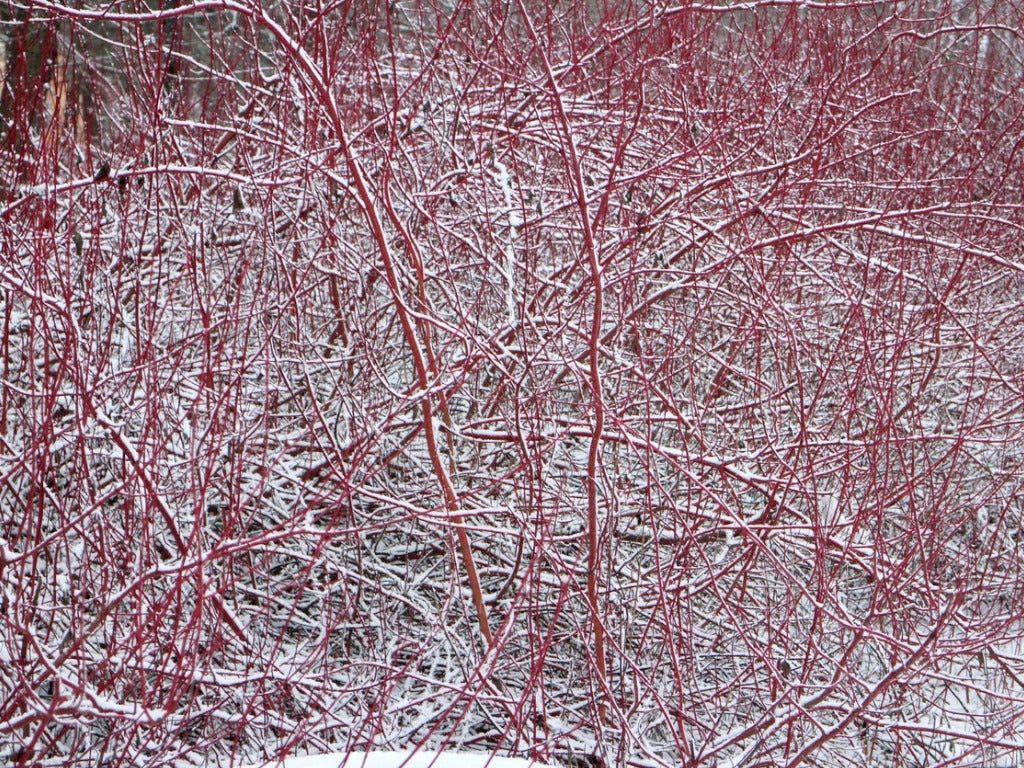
[2,1,1024,766]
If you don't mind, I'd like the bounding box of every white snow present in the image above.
[243,751,558,768]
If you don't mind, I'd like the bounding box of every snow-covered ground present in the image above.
[244,751,558,768]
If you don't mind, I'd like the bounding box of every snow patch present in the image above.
[242,751,558,768]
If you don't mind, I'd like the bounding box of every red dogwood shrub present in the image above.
[2,1,1024,766]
